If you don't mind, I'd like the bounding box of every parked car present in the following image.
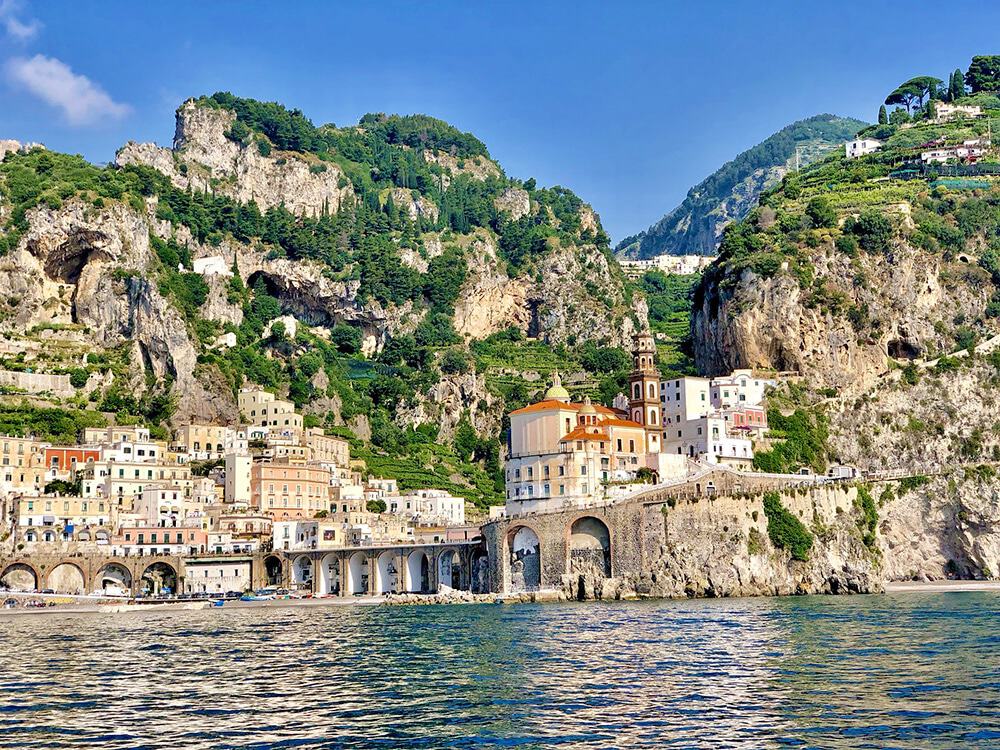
[2,598,17,609]
[40,588,55,595]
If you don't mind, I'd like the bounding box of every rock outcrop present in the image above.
[117,100,355,217]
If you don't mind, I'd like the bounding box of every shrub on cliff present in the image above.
[762,491,814,561]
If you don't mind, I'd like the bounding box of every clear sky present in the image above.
[2,0,1000,243]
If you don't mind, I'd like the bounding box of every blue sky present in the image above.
[2,1,1000,243]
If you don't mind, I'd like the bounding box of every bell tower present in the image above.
[628,332,661,454]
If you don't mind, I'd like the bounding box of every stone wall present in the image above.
[0,369,73,397]
[483,472,882,601]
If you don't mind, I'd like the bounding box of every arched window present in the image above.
[633,383,641,399]
[647,383,656,399]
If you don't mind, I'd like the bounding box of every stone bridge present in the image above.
[266,541,486,597]
[0,553,189,596]
[482,467,831,597]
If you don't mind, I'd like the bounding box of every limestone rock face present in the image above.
[388,187,438,223]
[117,100,355,217]
[493,187,530,221]
[453,235,530,339]
[535,244,641,349]
[692,240,986,395]
[0,199,235,424]
[396,371,501,440]
[421,150,500,188]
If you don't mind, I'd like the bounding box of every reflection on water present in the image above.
[1,593,999,748]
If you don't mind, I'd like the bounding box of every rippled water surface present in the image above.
[2,593,999,748]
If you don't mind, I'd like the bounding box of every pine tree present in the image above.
[878,105,888,124]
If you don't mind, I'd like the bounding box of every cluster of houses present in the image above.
[0,388,472,592]
[844,102,992,165]
[501,334,775,515]
[618,254,716,280]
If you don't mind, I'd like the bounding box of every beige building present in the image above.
[0,436,46,494]
[175,423,232,460]
[251,458,331,520]
[238,389,304,432]
[224,452,252,505]
[506,384,651,513]
[304,427,350,466]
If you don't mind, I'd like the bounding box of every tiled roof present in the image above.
[601,418,645,429]
[509,399,618,416]
[560,426,608,442]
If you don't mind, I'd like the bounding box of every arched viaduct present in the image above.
[266,541,487,597]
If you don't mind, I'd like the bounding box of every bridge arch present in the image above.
[376,550,399,595]
[291,555,313,590]
[1,561,39,591]
[568,515,612,578]
[405,550,430,593]
[507,524,541,592]
[263,555,284,587]
[95,562,132,594]
[48,561,87,594]
[140,561,178,596]
[438,547,463,590]
[318,553,340,596]
[347,552,368,595]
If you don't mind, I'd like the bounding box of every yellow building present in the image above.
[0,436,46,494]
[174,423,232,460]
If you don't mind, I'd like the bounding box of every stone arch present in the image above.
[405,550,430,593]
[140,561,178,597]
[438,547,463,590]
[41,529,56,543]
[376,550,399,595]
[507,524,541,592]
[1,562,39,591]
[318,553,340,596]
[568,516,612,579]
[347,552,368,595]
[48,562,87,594]
[291,555,313,590]
[263,555,283,586]
[95,562,132,594]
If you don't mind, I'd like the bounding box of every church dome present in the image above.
[579,396,597,415]
[544,372,570,401]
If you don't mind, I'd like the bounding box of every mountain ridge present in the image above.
[617,113,868,259]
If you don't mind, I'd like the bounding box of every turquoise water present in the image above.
[1,593,998,748]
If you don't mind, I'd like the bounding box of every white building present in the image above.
[662,414,753,467]
[388,489,466,526]
[184,558,252,594]
[224,452,252,505]
[191,255,232,276]
[709,369,775,409]
[845,138,882,159]
[932,102,982,123]
[619,254,716,279]
[272,519,350,551]
[238,388,304,432]
[921,138,991,164]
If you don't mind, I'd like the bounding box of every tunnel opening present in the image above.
[887,339,921,360]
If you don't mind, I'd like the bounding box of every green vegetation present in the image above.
[616,114,867,258]
[854,485,879,550]
[898,475,930,494]
[0,401,106,443]
[752,407,829,474]
[632,270,697,376]
[762,491,814,561]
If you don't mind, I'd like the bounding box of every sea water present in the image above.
[1,593,998,748]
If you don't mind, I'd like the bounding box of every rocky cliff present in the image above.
[0,94,645,506]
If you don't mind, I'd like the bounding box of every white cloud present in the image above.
[0,0,41,41]
[6,54,131,126]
